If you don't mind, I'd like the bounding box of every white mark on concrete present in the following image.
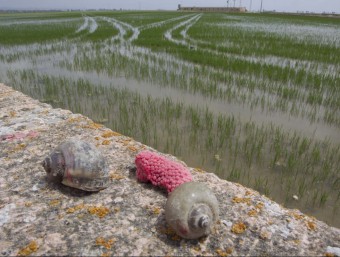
[0,203,16,226]
[31,184,39,191]
[326,246,340,256]
[113,196,123,203]
[264,201,284,216]
[24,214,36,223]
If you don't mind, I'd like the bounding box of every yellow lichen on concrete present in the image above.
[152,207,161,215]
[17,241,38,256]
[119,138,133,146]
[9,143,26,153]
[127,145,138,152]
[232,197,251,205]
[82,121,103,130]
[49,199,61,207]
[67,116,84,123]
[109,171,125,180]
[158,225,179,240]
[215,248,233,256]
[101,131,121,138]
[9,110,17,117]
[88,206,110,218]
[247,209,258,217]
[145,205,161,215]
[96,237,116,249]
[66,203,85,214]
[39,110,50,115]
[24,202,32,207]
[66,207,76,214]
[102,140,110,145]
[259,231,270,240]
[293,239,300,245]
[193,168,206,173]
[73,203,85,210]
[307,221,317,231]
[231,222,247,234]
[255,202,264,210]
[245,190,253,196]
[290,211,305,220]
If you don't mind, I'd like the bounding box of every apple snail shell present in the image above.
[42,138,109,191]
[165,181,219,239]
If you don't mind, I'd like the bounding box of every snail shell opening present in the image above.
[165,181,219,239]
[42,151,65,179]
[42,157,51,174]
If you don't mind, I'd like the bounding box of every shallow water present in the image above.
[2,57,339,145]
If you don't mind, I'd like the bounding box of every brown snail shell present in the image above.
[165,181,219,239]
[42,138,109,191]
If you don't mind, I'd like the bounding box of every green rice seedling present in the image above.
[298,180,307,199]
[254,176,270,196]
[0,16,82,45]
[319,192,329,207]
[312,191,319,207]
[284,178,293,204]
[228,167,241,182]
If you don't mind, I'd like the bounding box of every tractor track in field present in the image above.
[164,14,202,46]
[76,16,98,34]
[139,14,195,31]
[167,17,338,77]
[100,17,140,42]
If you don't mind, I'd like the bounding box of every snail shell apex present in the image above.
[165,181,219,239]
[42,139,109,191]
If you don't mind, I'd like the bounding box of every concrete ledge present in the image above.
[0,83,339,256]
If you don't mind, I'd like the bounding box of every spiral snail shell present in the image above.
[42,138,109,191]
[165,181,219,239]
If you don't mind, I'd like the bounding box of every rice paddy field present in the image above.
[0,11,339,227]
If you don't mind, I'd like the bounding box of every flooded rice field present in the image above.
[0,11,339,227]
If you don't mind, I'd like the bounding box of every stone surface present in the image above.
[0,83,339,256]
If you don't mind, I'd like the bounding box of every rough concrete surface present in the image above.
[0,83,339,256]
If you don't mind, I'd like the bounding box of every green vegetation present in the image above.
[0,12,83,45]
[0,11,339,227]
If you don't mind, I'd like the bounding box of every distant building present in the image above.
[177,4,247,13]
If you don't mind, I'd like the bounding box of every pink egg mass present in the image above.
[135,150,193,193]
